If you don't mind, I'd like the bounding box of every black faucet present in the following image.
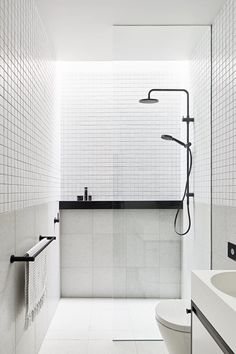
[84,187,88,201]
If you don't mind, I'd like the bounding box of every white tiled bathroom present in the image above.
[1,0,236,354]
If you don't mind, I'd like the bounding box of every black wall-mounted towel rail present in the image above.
[10,236,56,263]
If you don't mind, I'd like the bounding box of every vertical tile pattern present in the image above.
[60,209,181,298]
[0,0,60,214]
[0,0,60,353]
[112,62,184,201]
[59,61,188,201]
[181,28,212,298]
[211,0,236,269]
[212,0,235,207]
[192,29,212,205]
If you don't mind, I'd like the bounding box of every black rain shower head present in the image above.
[139,97,159,104]
[161,134,189,148]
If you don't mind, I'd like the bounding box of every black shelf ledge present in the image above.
[59,201,183,210]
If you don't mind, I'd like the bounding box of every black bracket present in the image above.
[182,117,194,122]
[187,193,194,198]
[39,235,56,241]
[54,212,60,224]
[10,236,56,263]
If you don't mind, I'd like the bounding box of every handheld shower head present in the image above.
[161,134,173,141]
[161,134,189,148]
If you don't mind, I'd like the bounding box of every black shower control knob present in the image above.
[186,309,192,314]
[228,242,236,261]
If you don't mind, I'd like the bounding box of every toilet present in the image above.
[155,300,191,354]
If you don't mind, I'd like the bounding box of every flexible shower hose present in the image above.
[174,147,193,236]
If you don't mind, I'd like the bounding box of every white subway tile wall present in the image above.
[181,27,212,299]
[113,62,186,201]
[59,61,188,201]
[212,0,236,270]
[191,29,212,204]
[212,0,236,207]
[0,0,60,214]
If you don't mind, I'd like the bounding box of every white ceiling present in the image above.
[36,0,226,61]
[113,26,209,61]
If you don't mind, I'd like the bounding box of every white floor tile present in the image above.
[39,339,168,354]
[90,312,113,331]
[39,339,88,354]
[88,330,113,340]
[113,299,161,340]
[112,330,136,341]
[112,313,133,331]
[40,298,164,353]
[87,340,115,354]
[113,341,137,354]
[132,330,160,341]
[136,341,168,354]
[46,328,89,340]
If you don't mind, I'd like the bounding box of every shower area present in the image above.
[57,24,212,341]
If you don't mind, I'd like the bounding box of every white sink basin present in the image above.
[211,271,236,297]
[192,270,236,352]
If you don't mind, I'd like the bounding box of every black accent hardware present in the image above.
[77,195,83,201]
[140,89,194,236]
[59,200,183,210]
[187,193,194,197]
[54,213,60,224]
[192,301,234,354]
[84,187,88,201]
[228,242,236,261]
[182,117,194,122]
[186,308,192,314]
[10,236,56,263]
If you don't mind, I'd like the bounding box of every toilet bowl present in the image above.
[155,300,191,354]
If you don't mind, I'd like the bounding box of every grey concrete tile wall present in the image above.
[60,209,181,298]
[0,202,60,354]
[212,205,236,270]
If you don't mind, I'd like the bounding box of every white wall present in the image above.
[212,0,236,269]
[59,61,188,201]
[0,1,60,353]
[0,0,60,214]
[182,0,236,297]
[181,27,212,299]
